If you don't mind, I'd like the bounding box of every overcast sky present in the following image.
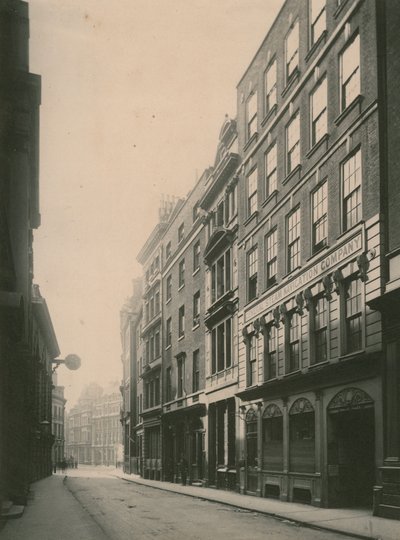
[29,0,284,407]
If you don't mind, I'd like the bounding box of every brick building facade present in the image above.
[120,0,400,519]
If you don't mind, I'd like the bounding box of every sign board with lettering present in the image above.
[244,232,363,323]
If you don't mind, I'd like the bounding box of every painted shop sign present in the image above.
[244,232,362,323]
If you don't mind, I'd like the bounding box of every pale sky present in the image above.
[29,0,284,408]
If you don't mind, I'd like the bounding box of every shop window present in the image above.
[246,409,258,467]
[262,404,283,471]
[289,398,315,473]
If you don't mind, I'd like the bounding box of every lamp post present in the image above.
[52,353,82,373]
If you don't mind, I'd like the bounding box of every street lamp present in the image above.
[52,353,81,373]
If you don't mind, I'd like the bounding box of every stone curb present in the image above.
[112,473,379,540]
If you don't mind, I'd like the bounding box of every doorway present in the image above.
[328,406,375,507]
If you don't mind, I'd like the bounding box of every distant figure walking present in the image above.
[179,454,188,486]
[61,458,67,473]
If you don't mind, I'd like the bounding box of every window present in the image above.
[192,350,200,393]
[166,275,172,302]
[247,247,258,302]
[216,201,224,227]
[165,367,172,402]
[286,111,300,174]
[166,241,171,259]
[177,356,185,398]
[314,296,328,363]
[310,0,326,46]
[340,33,360,110]
[155,329,160,358]
[247,335,258,386]
[265,229,278,288]
[211,319,232,374]
[178,223,185,243]
[343,149,361,231]
[246,409,258,467]
[310,76,327,146]
[247,168,258,217]
[265,143,277,197]
[166,317,172,347]
[178,305,185,338]
[262,405,283,471]
[227,184,237,222]
[193,291,200,327]
[264,59,277,114]
[155,290,160,314]
[345,278,362,353]
[210,249,231,303]
[287,207,301,272]
[193,201,199,222]
[287,311,300,372]
[285,21,299,81]
[178,259,185,288]
[312,182,328,252]
[193,241,200,272]
[264,324,277,380]
[289,400,315,473]
[246,91,257,140]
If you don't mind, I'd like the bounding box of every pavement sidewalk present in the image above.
[113,469,399,540]
[0,474,108,540]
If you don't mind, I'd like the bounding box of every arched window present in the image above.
[246,409,258,467]
[289,398,315,473]
[262,404,283,471]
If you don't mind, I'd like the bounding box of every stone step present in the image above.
[378,503,400,520]
[1,503,25,520]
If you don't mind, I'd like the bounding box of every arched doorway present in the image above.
[327,387,375,508]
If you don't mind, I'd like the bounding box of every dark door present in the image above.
[328,407,375,507]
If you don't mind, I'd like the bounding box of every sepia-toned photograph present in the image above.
[1,0,400,538]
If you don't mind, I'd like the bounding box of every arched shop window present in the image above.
[246,408,258,467]
[262,404,283,471]
[289,398,315,473]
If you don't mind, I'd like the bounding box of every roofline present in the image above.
[236,0,287,89]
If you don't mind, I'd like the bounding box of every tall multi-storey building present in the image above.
[52,373,67,467]
[92,385,123,466]
[0,1,61,507]
[121,0,400,520]
[120,278,142,473]
[235,0,385,511]
[66,382,123,466]
[160,173,210,485]
[199,117,240,490]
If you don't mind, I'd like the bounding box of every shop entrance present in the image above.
[327,388,375,508]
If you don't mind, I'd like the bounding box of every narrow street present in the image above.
[62,468,352,540]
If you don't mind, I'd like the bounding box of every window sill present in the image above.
[178,284,185,292]
[336,221,363,243]
[282,164,301,186]
[339,350,365,362]
[285,368,301,377]
[282,266,302,281]
[306,133,329,160]
[334,95,363,127]
[261,104,277,128]
[334,0,349,19]
[281,68,300,99]
[306,244,329,262]
[192,267,200,277]
[244,211,258,227]
[243,132,258,153]
[261,190,278,208]
[178,335,185,342]
[166,298,171,305]
[165,344,171,351]
[308,359,329,370]
[264,281,279,294]
[305,30,327,63]
[192,323,200,331]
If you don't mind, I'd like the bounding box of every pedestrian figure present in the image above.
[53,462,57,474]
[61,458,67,473]
[179,454,188,486]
